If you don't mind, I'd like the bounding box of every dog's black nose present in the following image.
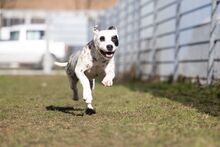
[106,45,113,51]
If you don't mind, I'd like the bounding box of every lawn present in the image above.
[0,75,220,147]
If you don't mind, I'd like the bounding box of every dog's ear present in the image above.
[93,25,99,35]
[108,26,117,30]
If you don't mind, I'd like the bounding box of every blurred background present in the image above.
[0,0,117,75]
[0,0,220,84]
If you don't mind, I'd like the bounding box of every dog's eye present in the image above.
[100,36,105,42]
[111,35,119,46]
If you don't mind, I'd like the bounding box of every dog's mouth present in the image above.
[99,50,115,59]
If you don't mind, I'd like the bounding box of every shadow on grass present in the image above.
[46,105,84,116]
[118,81,220,117]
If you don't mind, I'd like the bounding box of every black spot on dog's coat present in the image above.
[100,36,105,42]
[111,35,119,47]
[93,57,97,62]
[108,26,116,30]
[88,40,95,50]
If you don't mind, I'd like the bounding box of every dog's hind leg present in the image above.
[68,74,79,101]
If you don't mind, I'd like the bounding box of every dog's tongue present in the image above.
[106,53,113,58]
[100,50,114,58]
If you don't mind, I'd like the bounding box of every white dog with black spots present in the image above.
[55,26,119,115]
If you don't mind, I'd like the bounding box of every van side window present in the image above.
[10,31,20,40]
[26,30,45,40]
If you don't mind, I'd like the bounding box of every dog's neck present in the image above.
[87,40,111,63]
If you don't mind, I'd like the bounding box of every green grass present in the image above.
[0,76,220,147]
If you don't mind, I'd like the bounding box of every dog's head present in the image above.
[93,26,119,60]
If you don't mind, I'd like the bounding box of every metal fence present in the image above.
[102,0,220,84]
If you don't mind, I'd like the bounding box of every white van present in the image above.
[0,24,67,68]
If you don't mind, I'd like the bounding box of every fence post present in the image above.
[115,5,120,75]
[151,0,158,78]
[136,0,141,79]
[122,0,129,73]
[207,0,219,85]
[174,0,181,81]
[114,1,122,75]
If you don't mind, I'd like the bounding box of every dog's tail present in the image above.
[54,61,68,67]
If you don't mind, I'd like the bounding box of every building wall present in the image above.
[0,9,100,46]
[1,0,117,10]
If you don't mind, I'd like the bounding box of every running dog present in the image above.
[55,26,119,115]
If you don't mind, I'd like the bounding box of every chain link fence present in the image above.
[102,0,220,84]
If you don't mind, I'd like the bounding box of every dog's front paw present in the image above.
[85,108,96,115]
[102,78,113,87]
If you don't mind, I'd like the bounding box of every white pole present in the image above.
[43,14,53,74]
